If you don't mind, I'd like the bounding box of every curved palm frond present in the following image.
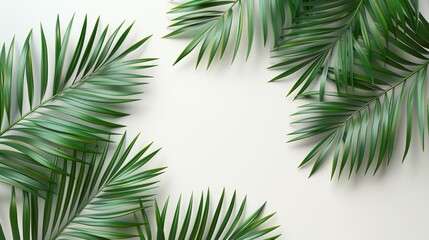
[136,189,280,239]
[166,0,292,68]
[270,0,418,99]
[290,10,429,178]
[0,133,165,240]
[0,16,156,194]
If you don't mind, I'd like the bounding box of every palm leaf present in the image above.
[270,0,418,99]
[136,189,280,239]
[0,16,156,194]
[166,0,292,68]
[290,10,429,178]
[0,133,165,239]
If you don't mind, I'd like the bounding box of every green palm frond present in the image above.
[290,10,429,178]
[166,0,292,68]
[0,133,165,240]
[136,189,280,239]
[0,16,156,194]
[270,0,418,99]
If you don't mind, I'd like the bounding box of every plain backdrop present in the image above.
[0,1,429,239]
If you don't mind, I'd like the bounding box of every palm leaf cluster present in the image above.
[0,16,281,239]
[141,190,279,239]
[167,0,428,178]
[0,16,155,194]
[0,133,164,240]
[270,0,420,97]
[0,134,279,239]
[291,8,429,178]
[166,0,295,68]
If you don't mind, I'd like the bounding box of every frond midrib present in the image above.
[273,0,365,88]
[301,0,364,55]
[325,59,429,138]
[0,66,104,138]
[191,0,239,31]
[49,165,123,240]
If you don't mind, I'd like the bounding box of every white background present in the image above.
[1,1,429,239]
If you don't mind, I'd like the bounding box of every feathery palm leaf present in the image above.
[0,16,156,194]
[290,10,429,178]
[136,189,280,239]
[166,0,293,68]
[270,0,419,99]
[0,133,165,239]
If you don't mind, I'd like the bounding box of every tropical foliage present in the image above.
[0,134,279,239]
[0,16,281,239]
[167,0,428,178]
[270,0,420,97]
[166,0,297,68]
[0,16,155,193]
[290,3,429,178]
[140,190,279,239]
[0,133,163,240]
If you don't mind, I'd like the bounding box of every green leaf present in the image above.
[137,190,280,239]
[0,134,164,240]
[290,1,429,177]
[0,16,156,193]
[271,0,415,98]
[9,188,20,240]
[167,0,288,67]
